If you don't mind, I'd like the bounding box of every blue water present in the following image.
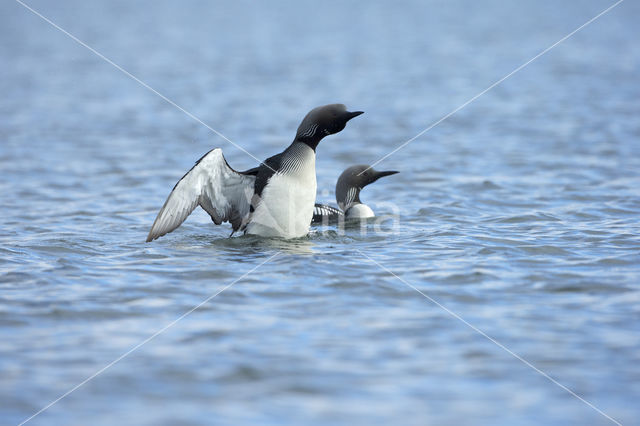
[1,0,639,424]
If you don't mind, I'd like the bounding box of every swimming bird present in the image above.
[312,165,398,223]
[146,104,363,241]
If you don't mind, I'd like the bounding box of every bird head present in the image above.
[295,104,364,150]
[335,165,398,210]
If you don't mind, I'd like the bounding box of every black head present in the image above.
[335,164,398,210]
[295,104,364,150]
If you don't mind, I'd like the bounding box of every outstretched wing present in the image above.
[311,203,344,224]
[146,149,256,242]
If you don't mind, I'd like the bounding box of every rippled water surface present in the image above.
[1,0,639,425]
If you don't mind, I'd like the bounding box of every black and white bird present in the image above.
[146,104,363,241]
[312,165,398,223]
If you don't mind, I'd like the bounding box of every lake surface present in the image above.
[1,0,639,424]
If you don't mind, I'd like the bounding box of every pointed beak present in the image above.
[377,170,399,178]
[368,170,399,185]
[345,110,364,121]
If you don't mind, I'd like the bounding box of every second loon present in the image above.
[312,165,398,223]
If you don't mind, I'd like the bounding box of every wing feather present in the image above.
[146,149,255,242]
[311,203,344,224]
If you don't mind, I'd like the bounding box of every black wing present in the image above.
[253,153,284,198]
[311,203,344,224]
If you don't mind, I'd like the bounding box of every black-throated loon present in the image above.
[147,104,364,241]
[312,165,398,223]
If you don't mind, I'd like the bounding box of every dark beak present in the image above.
[368,170,399,184]
[345,110,364,121]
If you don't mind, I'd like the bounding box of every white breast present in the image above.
[246,146,316,238]
[345,203,375,219]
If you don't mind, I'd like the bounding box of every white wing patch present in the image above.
[146,148,255,242]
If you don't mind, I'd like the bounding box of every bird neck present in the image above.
[337,186,361,211]
[287,139,316,152]
[293,133,325,151]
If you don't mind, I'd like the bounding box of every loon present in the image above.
[312,165,398,223]
[146,104,363,241]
